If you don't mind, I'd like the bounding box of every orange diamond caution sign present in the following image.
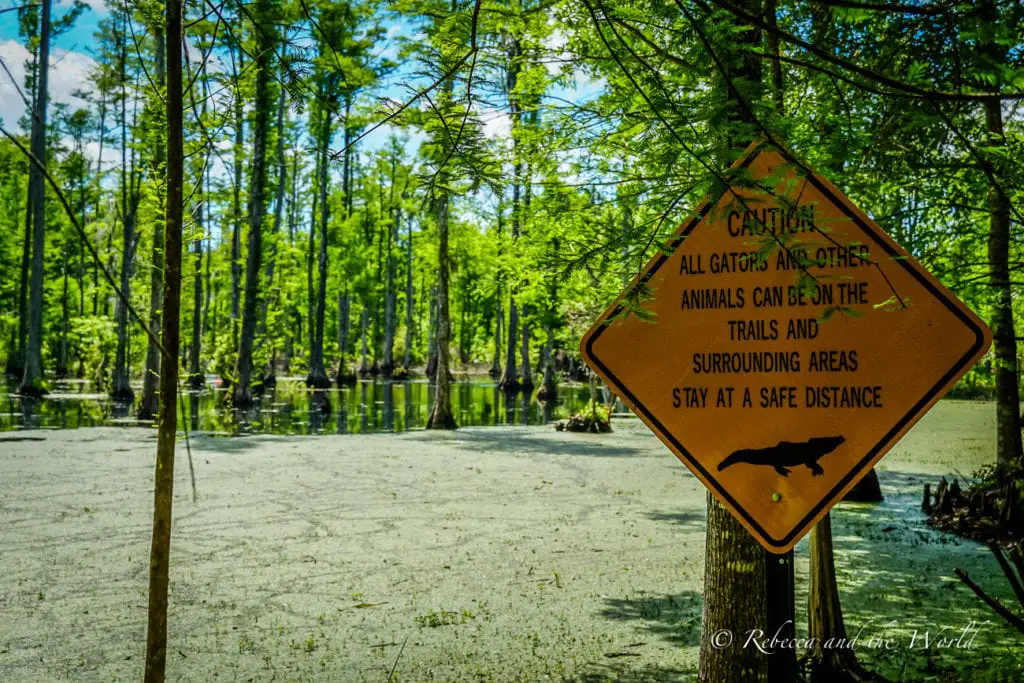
[580,141,992,553]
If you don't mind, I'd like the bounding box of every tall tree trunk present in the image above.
[359,304,370,376]
[12,48,39,379]
[201,165,211,339]
[283,148,299,373]
[92,94,107,317]
[520,308,532,388]
[188,169,205,389]
[18,0,51,397]
[981,0,1023,471]
[233,3,274,406]
[700,493,767,681]
[807,516,880,682]
[258,87,287,341]
[189,80,209,390]
[306,144,317,369]
[699,1,768,679]
[140,22,168,420]
[427,193,456,429]
[230,47,244,346]
[986,109,1022,469]
[342,93,352,219]
[143,0,182,675]
[425,286,437,380]
[403,214,414,371]
[57,234,69,378]
[14,174,32,378]
[110,15,135,403]
[307,107,331,388]
[490,198,503,380]
[383,199,399,377]
[336,292,350,382]
[501,299,518,389]
[764,0,783,116]
[520,158,535,389]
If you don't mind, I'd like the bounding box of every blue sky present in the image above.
[0,0,605,185]
[0,1,429,155]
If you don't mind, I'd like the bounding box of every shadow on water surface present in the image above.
[602,469,1024,682]
[0,376,597,436]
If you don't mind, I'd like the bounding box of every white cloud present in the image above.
[0,40,96,132]
[58,0,107,14]
[482,110,510,141]
[542,28,569,78]
[0,39,33,130]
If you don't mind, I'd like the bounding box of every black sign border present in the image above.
[583,146,988,549]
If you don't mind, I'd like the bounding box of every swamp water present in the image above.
[1,376,602,435]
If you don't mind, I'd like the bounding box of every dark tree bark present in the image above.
[700,494,767,682]
[92,92,107,317]
[336,292,351,383]
[143,0,182,676]
[490,197,503,380]
[359,304,370,377]
[230,47,244,344]
[12,170,32,379]
[111,26,139,404]
[188,81,209,391]
[306,143,318,368]
[807,515,883,682]
[233,2,274,406]
[382,156,400,378]
[980,0,1023,471]
[11,46,39,379]
[57,229,69,378]
[306,105,331,389]
[403,214,414,371]
[499,37,525,393]
[139,21,168,420]
[18,0,51,397]
[764,0,783,116]
[425,285,437,380]
[202,166,212,339]
[985,96,1021,470]
[520,156,536,389]
[520,308,532,389]
[258,87,287,334]
[188,192,204,390]
[282,148,299,373]
[427,193,456,429]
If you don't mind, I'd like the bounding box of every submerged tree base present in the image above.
[426,411,457,429]
[926,465,1022,547]
[305,372,331,390]
[16,381,49,399]
[843,468,883,502]
[110,386,134,404]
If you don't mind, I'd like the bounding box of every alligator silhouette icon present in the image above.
[717,436,845,477]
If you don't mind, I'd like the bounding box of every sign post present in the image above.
[579,141,992,675]
[765,549,796,680]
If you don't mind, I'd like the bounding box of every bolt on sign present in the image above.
[580,141,992,553]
